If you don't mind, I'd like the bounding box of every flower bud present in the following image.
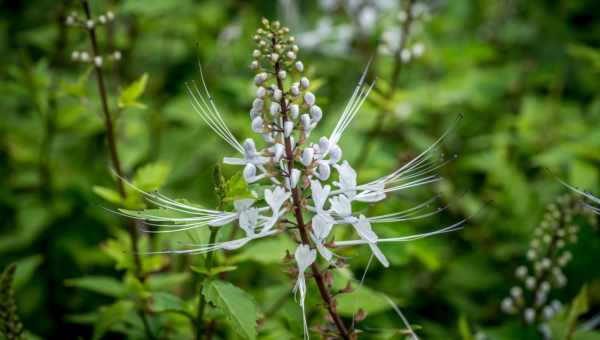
[272,143,285,162]
[112,51,122,60]
[99,15,107,24]
[251,116,263,133]
[319,137,330,154]
[287,51,296,60]
[80,52,90,61]
[250,110,260,120]
[329,145,342,163]
[300,114,311,130]
[310,105,322,122]
[501,297,514,314]
[271,53,279,62]
[295,61,304,72]
[304,92,315,106]
[65,16,75,26]
[278,70,287,79]
[289,104,299,119]
[524,308,536,324]
[291,83,300,96]
[94,56,103,67]
[270,102,281,115]
[301,148,314,166]
[256,86,266,98]
[273,89,282,101]
[252,49,261,58]
[284,121,294,137]
[290,169,301,188]
[250,60,259,70]
[243,163,256,182]
[255,72,268,85]
[86,19,95,29]
[252,98,264,110]
[525,276,536,290]
[300,77,310,89]
[71,51,80,60]
[106,11,114,20]
[317,162,331,180]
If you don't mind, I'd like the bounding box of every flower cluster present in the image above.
[501,193,596,339]
[299,0,430,62]
[119,18,462,338]
[65,9,121,67]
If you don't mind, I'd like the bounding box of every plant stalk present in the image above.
[354,0,414,170]
[273,38,352,340]
[80,1,153,338]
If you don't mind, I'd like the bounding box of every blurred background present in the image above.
[1,0,600,339]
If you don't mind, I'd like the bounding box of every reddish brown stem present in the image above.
[272,39,351,339]
[80,0,142,274]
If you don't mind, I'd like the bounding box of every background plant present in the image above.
[1,0,600,339]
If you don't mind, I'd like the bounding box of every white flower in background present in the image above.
[118,19,462,339]
[291,0,431,61]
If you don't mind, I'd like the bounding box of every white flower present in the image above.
[293,244,317,340]
[352,215,389,267]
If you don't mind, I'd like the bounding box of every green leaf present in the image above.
[148,292,190,316]
[12,254,43,290]
[567,285,589,328]
[132,161,171,192]
[190,265,237,276]
[118,73,148,109]
[93,186,124,205]
[333,269,393,316]
[458,315,474,340]
[233,236,295,264]
[202,280,258,340]
[224,171,253,202]
[92,301,135,340]
[65,276,127,298]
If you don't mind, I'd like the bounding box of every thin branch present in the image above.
[354,0,415,170]
[80,1,153,339]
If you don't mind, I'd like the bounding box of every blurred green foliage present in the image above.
[1,0,599,339]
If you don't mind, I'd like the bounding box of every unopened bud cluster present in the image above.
[501,193,595,338]
[64,10,114,29]
[66,9,121,68]
[246,18,338,184]
[380,1,430,63]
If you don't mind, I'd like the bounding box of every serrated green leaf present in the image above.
[224,171,253,202]
[65,276,127,298]
[93,186,123,205]
[149,292,190,316]
[132,161,171,192]
[202,280,258,340]
[118,73,148,109]
[92,301,135,340]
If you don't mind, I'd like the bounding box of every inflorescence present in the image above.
[501,193,596,339]
[117,18,463,339]
[65,9,121,67]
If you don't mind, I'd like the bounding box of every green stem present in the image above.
[196,227,220,340]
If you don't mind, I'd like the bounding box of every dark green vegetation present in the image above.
[1,0,599,339]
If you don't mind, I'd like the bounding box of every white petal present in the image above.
[243,163,257,182]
